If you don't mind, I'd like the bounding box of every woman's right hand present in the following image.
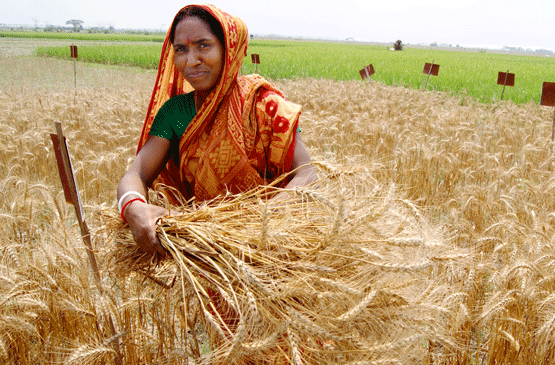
[123,200,170,257]
[117,135,173,257]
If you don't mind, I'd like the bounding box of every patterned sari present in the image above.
[137,4,301,203]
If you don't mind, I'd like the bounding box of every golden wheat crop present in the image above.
[2,55,555,364]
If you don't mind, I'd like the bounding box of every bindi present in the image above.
[182,16,194,45]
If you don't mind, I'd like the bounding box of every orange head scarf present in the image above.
[138,4,300,203]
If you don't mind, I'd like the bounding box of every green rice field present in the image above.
[12,30,555,105]
[1,30,165,42]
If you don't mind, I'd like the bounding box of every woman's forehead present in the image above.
[174,17,217,43]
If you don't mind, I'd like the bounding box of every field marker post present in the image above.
[359,64,375,83]
[50,122,123,365]
[251,53,260,74]
[424,60,433,89]
[70,44,78,87]
[423,60,439,89]
[497,70,515,101]
[50,122,101,286]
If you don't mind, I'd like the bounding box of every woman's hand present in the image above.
[117,135,173,255]
[123,200,169,257]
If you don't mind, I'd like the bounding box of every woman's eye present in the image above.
[175,46,187,53]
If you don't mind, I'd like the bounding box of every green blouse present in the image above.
[149,92,196,144]
[149,92,301,145]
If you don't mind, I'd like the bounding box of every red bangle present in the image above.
[121,197,146,223]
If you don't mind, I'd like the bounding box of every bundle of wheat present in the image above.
[104,164,465,364]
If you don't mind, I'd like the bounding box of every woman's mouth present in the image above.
[187,70,208,81]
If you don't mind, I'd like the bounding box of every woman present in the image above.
[117,4,316,255]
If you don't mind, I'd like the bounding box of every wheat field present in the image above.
[2,55,555,364]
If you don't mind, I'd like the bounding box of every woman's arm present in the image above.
[268,132,317,205]
[283,132,318,189]
[117,135,172,255]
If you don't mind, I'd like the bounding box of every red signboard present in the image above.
[423,63,440,76]
[497,72,515,87]
[541,82,555,107]
[251,54,260,64]
[70,45,78,58]
[359,64,375,80]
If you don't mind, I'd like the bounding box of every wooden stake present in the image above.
[50,122,123,365]
[364,67,371,83]
[251,53,260,74]
[424,60,434,89]
[70,44,79,87]
[51,122,101,286]
[359,64,375,83]
[500,69,509,101]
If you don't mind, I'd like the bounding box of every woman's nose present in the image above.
[187,51,200,66]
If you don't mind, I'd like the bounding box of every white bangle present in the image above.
[118,191,147,213]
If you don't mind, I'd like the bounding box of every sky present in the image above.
[2,0,554,51]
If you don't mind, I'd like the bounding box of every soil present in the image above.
[0,38,156,91]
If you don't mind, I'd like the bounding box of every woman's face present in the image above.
[173,16,224,95]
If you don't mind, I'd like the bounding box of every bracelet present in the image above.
[118,191,146,213]
[120,197,146,223]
